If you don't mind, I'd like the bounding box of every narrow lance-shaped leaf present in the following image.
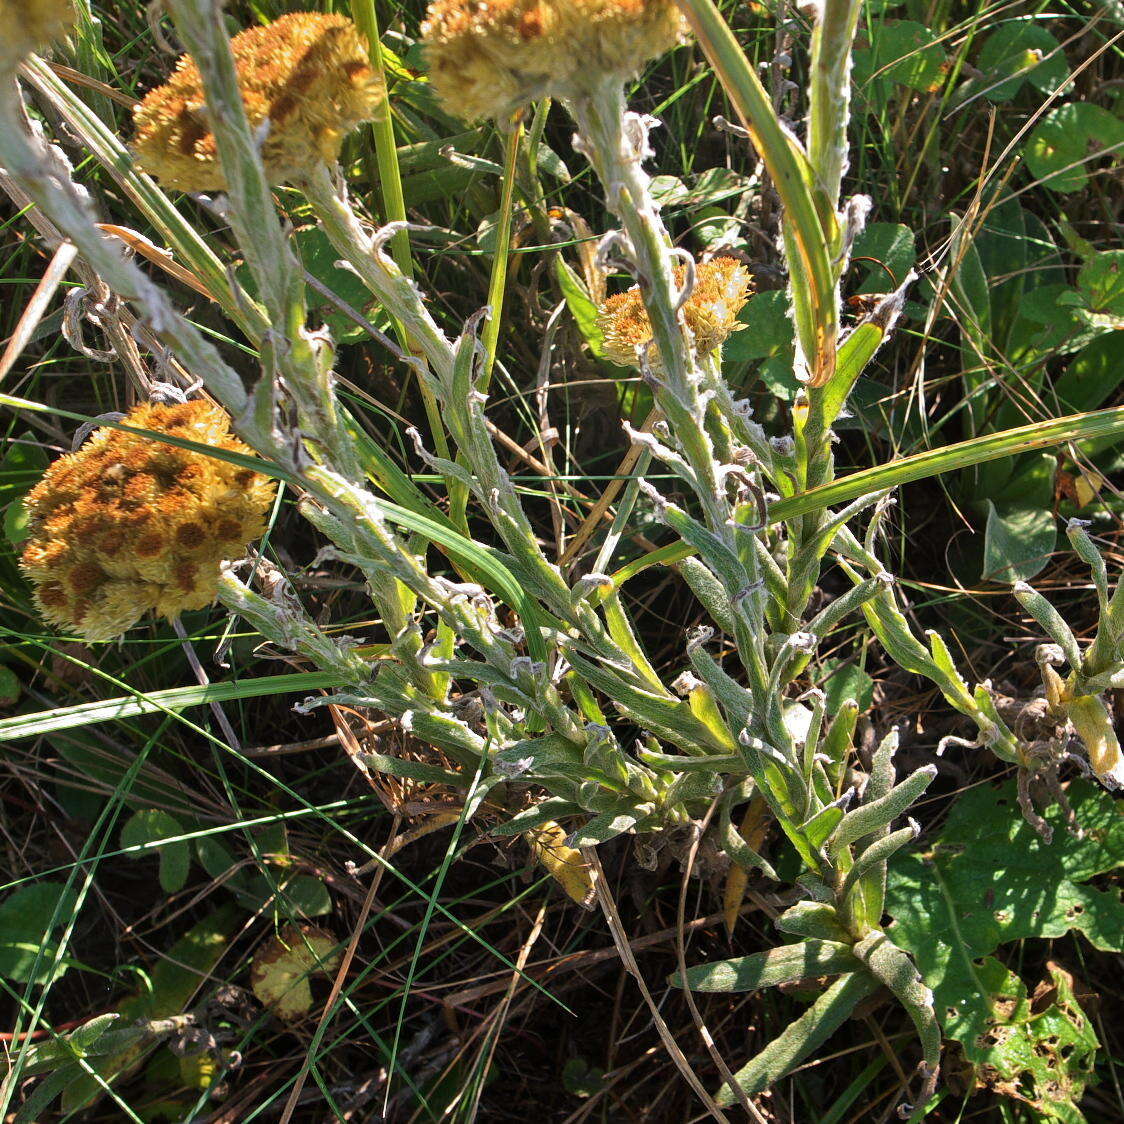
[673,939,860,993]
[831,766,937,853]
[1013,581,1083,670]
[854,931,940,1121]
[609,406,1124,587]
[714,971,881,1106]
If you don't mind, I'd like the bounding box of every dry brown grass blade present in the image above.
[582,846,734,1124]
[437,901,777,1010]
[95,223,219,302]
[723,794,771,937]
[0,240,77,386]
[277,814,401,1124]
[560,406,657,568]
[679,803,770,1123]
[47,60,138,108]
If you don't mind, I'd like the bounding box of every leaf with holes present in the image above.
[885,780,1124,1120]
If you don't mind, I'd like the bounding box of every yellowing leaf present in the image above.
[1074,469,1105,508]
[723,795,770,937]
[251,924,341,1022]
[527,821,595,910]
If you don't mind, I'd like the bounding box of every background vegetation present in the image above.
[1,0,1122,1120]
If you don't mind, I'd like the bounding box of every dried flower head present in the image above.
[598,256,753,370]
[421,0,685,121]
[21,400,276,641]
[132,12,381,192]
[0,0,74,68]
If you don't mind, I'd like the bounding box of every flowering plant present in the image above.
[2,0,1123,1116]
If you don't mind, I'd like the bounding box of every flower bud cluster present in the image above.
[21,401,276,640]
[421,0,685,121]
[132,12,381,192]
[0,0,74,70]
[597,256,752,371]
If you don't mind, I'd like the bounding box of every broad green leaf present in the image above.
[195,836,237,881]
[554,258,619,368]
[1056,333,1124,414]
[758,354,801,401]
[3,497,30,546]
[0,882,79,985]
[850,223,915,294]
[977,23,1069,102]
[0,664,20,706]
[886,781,1124,1121]
[120,809,190,894]
[979,445,1054,509]
[1077,250,1124,317]
[973,199,1029,355]
[821,659,874,713]
[652,168,750,213]
[982,502,1056,582]
[948,215,992,416]
[1011,283,1093,357]
[251,924,341,1021]
[854,21,946,114]
[0,434,49,480]
[562,1057,607,1098]
[724,290,793,363]
[279,874,333,918]
[291,225,379,343]
[1024,103,1124,194]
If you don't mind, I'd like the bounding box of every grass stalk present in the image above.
[348,0,452,467]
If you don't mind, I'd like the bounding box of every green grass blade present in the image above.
[612,406,1124,584]
[0,671,340,741]
[772,405,1124,522]
[675,0,837,383]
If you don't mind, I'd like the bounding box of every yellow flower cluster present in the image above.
[132,12,381,192]
[421,0,685,121]
[598,256,753,370]
[0,0,74,68]
[21,400,276,641]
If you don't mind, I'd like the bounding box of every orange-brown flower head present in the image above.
[132,12,381,192]
[21,400,276,641]
[0,0,74,68]
[598,256,753,370]
[421,0,685,122]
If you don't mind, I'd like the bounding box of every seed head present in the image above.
[21,400,276,641]
[598,257,753,370]
[421,0,686,122]
[132,12,381,192]
[0,0,74,69]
